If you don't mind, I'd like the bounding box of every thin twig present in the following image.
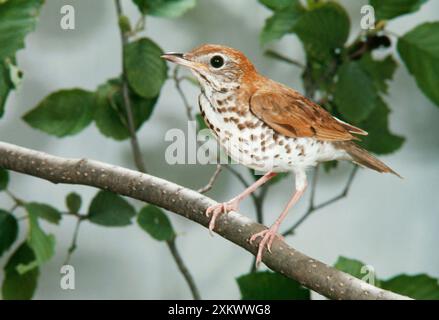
[173,66,195,121]
[167,237,201,300]
[64,217,83,265]
[6,189,24,207]
[264,50,305,68]
[115,0,147,173]
[198,164,223,194]
[282,165,358,237]
[114,0,200,300]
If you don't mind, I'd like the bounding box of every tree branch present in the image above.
[0,142,410,300]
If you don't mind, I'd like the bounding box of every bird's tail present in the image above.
[335,141,402,178]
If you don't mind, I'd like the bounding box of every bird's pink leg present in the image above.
[206,171,277,233]
[250,174,308,267]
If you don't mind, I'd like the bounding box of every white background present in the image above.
[0,0,438,299]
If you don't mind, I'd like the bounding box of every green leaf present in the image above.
[334,256,379,285]
[124,38,167,99]
[137,205,175,241]
[293,2,350,60]
[66,192,82,214]
[25,211,56,268]
[88,191,136,226]
[0,168,9,190]
[398,22,439,107]
[370,0,428,20]
[23,89,95,137]
[335,256,439,300]
[358,53,397,94]
[94,78,158,141]
[381,274,439,300]
[237,271,310,300]
[334,61,378,122]
[0,0,44,60]
[259,0,294,10]
[260,2,304,45]
[25,202,62,225]
[133,0,196,17]
[358,98,405,155]
[2,242,39,300]
[0,210,18,257]
[0,62,12,118]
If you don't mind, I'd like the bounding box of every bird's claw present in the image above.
[249,225,283,267]
[205,198,240,234]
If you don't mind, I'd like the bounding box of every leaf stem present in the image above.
[64,217,83,265]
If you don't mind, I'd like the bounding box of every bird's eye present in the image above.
[210,55,224,68]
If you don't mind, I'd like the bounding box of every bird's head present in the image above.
[161,44,257,92]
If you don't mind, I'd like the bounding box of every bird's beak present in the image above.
[161,52,204,71]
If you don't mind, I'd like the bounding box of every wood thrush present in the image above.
[162,44,400,266]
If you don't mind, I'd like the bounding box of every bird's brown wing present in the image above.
[249,88,367,141]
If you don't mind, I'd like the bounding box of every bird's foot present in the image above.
[249,224,284,267]
[205,197,240,234]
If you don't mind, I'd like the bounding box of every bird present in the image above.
[161,44,400,266]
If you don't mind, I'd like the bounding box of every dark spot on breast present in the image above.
[217,100,224,106]
[245,121,256,129]
[238,123,245,130]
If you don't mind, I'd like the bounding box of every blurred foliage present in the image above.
[0,0,197,300]
[0,0,438,300]
[88,191,136,227]
[335,256,439,299]
[137,205,176,241]
[237,271,310,300]
[133,0,196,17]
[0,0,44,117]
[23,89,95,137]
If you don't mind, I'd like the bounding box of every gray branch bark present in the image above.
[0,141,410,300]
